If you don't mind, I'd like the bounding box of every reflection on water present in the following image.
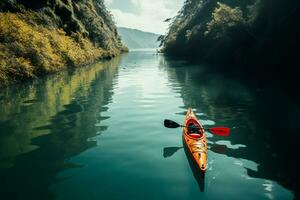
[183,141,205,192]
[0,50,296,200]
[163,147,183,158]
[210,144,228,155]
[0,56,122,199]
[160,56,297,198]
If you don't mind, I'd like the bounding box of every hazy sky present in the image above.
[104,0,184,34]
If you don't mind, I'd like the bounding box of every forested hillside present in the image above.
[0,0,127,86]
[160,0,299,92]
[118,27,160,49]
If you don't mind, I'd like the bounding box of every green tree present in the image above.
[205,2,244,38]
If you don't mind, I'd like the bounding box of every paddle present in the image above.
[164,119,230,137]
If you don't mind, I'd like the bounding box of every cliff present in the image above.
[0,0,128,86]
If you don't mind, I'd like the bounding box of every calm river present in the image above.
[0,50,297,200]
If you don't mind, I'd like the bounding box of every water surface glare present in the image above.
[0,50,295,200]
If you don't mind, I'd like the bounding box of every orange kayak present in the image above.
[183,108,207,172]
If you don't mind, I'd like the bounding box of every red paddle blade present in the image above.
[208,127,230,136]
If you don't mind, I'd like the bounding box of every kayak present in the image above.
[183,108,207,172]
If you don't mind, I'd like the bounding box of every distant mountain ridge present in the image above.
[118,27,161,49]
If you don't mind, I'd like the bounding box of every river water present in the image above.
[0,50,297,200]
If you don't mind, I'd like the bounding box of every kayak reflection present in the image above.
[162,145,205,192]
[183,140,205,192]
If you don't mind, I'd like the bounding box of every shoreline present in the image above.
[0,51,128,89]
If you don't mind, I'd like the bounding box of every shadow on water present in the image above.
[162,144,205,192]
[163,147,183,158]
[0,56,123,200]
[210,144,228,155]
[160,56,299,198]
[183,140,205,192]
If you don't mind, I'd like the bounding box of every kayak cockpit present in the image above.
[186,119,203,139]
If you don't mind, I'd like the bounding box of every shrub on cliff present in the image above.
[205,3,245,38]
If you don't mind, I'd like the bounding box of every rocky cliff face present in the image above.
[0,0,127,86]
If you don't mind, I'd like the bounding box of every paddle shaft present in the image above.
[180,125,209,131]
[164,119,230,136]
[182,125,229,136]
[179,125,203,129]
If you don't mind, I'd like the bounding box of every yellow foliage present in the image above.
[205,2,244,38]
[0,11,105,86]
[0,44,35,84]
